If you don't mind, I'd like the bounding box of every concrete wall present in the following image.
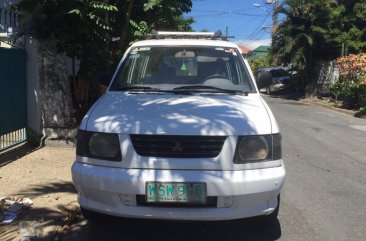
[24,35,41,134]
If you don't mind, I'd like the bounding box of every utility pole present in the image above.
[265,0,279,37]
[272,0,279,37]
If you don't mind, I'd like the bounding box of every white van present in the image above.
[72,32,285,222]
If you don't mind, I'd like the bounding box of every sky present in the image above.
[185,0,278,50]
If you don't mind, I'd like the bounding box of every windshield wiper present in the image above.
[114,86,192,95]
[114,86,160,91]
[173,85,247,95]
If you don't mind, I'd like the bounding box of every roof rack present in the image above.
[145,31,234,41]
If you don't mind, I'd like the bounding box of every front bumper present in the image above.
[72,161,285,221]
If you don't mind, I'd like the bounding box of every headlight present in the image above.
[76,129,122,161]
[234,134,281,163]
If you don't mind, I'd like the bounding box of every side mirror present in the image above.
[255,71,272,89]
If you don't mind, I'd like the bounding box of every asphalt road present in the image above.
[265,95,366,241]
[64,95,366,241]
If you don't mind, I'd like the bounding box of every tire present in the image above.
[81,207,107,223]
[266,85,272,95]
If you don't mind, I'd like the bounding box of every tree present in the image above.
[115,0,194,49]
[272,0,314,88]
[14,0,194,136]
[15,0,118,79]
[249,53,272,73]
[271,0,366,92]
[273,0,366,65]
[16,0,194,77]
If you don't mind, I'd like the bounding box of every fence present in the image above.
[0,47,27,152]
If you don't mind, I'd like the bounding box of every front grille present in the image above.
[136,195,217,208]
[130,135,226,158]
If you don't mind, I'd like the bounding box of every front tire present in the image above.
[81,207,106,223]
[266,85,272,95]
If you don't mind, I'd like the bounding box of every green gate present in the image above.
[0,47,27,151]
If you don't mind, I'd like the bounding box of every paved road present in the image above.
[266,95,366,241]
[64,95,366,241]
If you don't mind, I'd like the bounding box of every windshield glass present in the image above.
[110,46,256,93]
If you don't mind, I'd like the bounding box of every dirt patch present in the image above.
[0,146,77,241]
[301,98,366,119]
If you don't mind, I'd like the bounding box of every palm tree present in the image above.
[272,0,314,87]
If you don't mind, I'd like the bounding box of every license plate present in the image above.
[146,182,206,203]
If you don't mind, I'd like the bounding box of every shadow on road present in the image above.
[0,182,79,241]
[16,181,77,198]
[260,88,304,102]
[63,215,281,241]
[1,166,281,241]
[0,144,38,167]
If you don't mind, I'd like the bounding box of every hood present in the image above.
[84,92,272,136]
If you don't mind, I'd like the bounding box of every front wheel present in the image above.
[266,85,272,95]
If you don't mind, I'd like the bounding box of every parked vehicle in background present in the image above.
[256,67,292,94]
[72,31,285,223]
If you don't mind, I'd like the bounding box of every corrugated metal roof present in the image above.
[252,45,271,52]
[238,44,252,55]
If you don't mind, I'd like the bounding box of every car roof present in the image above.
[131,39,241,49]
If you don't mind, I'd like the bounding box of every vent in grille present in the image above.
[130,135,226,158]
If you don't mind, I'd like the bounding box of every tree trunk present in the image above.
[119,0,135,49]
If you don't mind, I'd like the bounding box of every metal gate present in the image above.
[0,47,27,151]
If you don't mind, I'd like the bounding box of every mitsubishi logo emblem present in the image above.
[171,141,183,152]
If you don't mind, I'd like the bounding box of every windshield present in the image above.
[110,46,256,93]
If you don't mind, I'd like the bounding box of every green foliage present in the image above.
[249,54,272,73]
[15,0,118,78]
[15,0,194,78]
[124,0,194,43]
[328,77,365,108]
[129,20,150,39]
[328,53,366,108]
[272,0,366,70]
[358,106,366,114]
[272,0,314,71]
[143,0,162,11]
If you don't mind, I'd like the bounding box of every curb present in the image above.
[301,98,358,117]
[44,138,76,148]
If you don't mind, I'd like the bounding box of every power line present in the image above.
[239,13,271,44]
[231,15,260,33]
[252,30,271,41]
[246,29,268,42]
[246,14,271,39]
[191,7,261,13]
[190,12,266,18]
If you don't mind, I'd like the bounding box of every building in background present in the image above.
[238,44,252,58]
[247,45,271,61]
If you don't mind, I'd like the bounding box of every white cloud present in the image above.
[236,38,272,50]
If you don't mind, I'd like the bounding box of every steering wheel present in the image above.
[203,74,229,81]
[202,74,234,86]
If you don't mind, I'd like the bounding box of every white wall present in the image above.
[24,35,41,133]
